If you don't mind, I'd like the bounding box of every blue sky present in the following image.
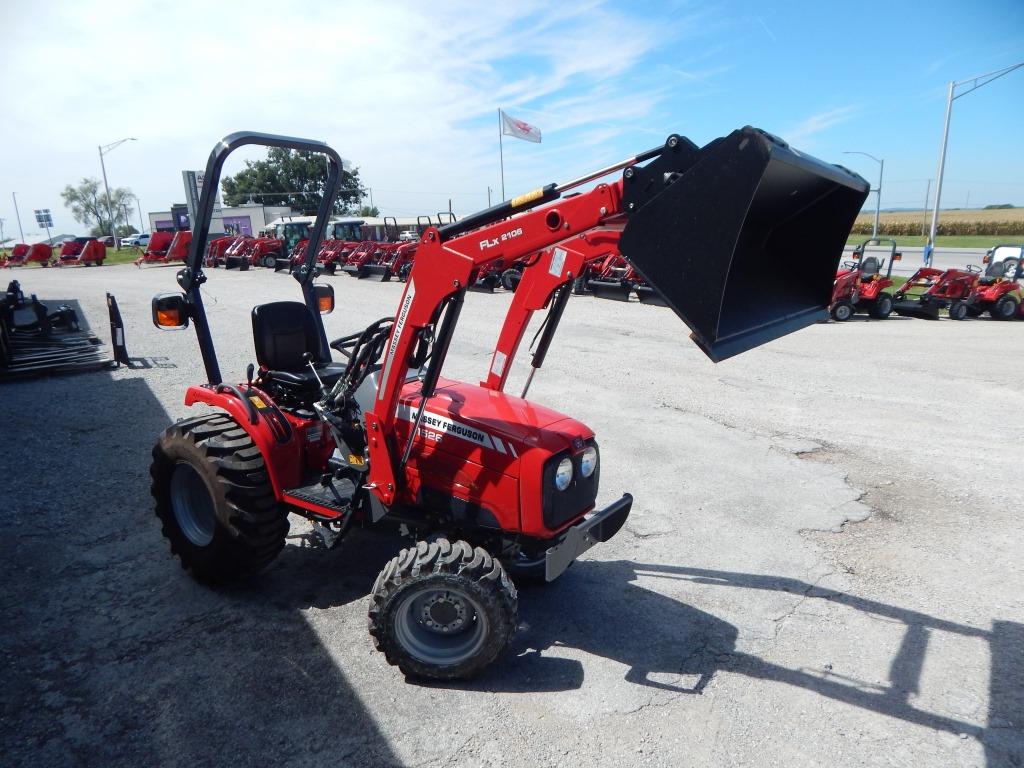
[1,0,1022,238]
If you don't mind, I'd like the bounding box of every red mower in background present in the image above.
[147,129,866,680]
[56,237,107,267]
[2,244,31,267]
[2,243,53,268]
[136,231,191,267]
[829,238,900,321]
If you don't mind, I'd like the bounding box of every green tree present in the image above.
[221,148,365,214]
[357,205,380,217]
[61,177,135,237]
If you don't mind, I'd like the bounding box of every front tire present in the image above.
[991,295,1019,320]
[948,300,968,320]
[262,254,277,268]
[869,292,894,319]
[369,539,517,679]
[831,300,854,321]
[150,412,288,584]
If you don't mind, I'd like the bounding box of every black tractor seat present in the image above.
[859,256,881,278]
[978,262,1007,286]
[251,301,344,392]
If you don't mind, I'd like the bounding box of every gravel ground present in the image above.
[1,263,1021,768]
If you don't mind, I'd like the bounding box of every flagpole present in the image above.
[498,108,505,202]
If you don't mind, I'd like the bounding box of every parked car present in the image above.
[120,233,151,247]
[98,235,116,246]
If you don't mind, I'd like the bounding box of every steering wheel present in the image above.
[842,261,858,270]
[965,264,981,273]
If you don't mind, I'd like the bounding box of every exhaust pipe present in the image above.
[619,127,869,361]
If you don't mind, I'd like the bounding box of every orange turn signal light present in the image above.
[156,308,180,327]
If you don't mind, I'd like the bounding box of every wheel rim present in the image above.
[264,255,275,268]
[393,585,488,666]
[170,463,217,547]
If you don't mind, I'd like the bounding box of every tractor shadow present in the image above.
[0,371,404,768]
[459,561,1022,766]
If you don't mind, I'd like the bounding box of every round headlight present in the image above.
[580,446,598,478]
[554,456,573,491]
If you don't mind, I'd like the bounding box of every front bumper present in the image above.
[544,493,632,582]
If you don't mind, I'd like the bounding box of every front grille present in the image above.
[541,441,600,531]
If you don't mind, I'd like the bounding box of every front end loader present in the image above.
[147,128,867,680]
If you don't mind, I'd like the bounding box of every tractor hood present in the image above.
[397,377,588,462]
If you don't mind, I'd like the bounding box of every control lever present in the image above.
[245,363,254,394]
[303,351,326,391]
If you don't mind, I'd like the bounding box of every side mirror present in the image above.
[892,252,902,261]
[314,283,335,314]
[151,292,190,330]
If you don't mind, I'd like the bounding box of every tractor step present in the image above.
[283,477,357,518]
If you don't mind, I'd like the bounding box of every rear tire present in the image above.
[150,412,288,584]
[948,300,968,320]
[869,292,894,319]
[991,295,1019,320]
[368,539,517,679]
[831,300,854,321]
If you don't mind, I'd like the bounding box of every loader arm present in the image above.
[481,229,623,392]
[364,182,626,505]
[364,127,869,506]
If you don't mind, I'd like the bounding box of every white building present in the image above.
[147,204,293,235]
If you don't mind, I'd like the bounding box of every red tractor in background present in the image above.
[56,237,107,267]
[1,244,31,267]
[893,257,1021,320]
[147,129,867,680]
[829,238,900,321]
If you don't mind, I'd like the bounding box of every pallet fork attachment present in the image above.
[619,127,868,361]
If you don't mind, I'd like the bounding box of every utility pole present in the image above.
[925,180,933,237]
[98,137,137,250]
[487,186,492,207]
[965,191,970,210]
[842,151,884,238]
[12,192,25,242]
[927,61,1023,264]
[136,199,145,232]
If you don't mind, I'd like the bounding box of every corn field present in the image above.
[851,208,1024,236]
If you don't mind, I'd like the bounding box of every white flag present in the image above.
[500,110,542,143]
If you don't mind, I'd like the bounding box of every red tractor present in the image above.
[894,258,1021,320]
[56,237,107,267]
[2,244,31,267]
[147,129,867,679]
[829,238,900,320]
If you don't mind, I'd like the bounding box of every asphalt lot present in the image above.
[2,262,1022,768]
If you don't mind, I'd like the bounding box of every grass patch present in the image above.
[0,246,143,267]
[845,235,1008,248]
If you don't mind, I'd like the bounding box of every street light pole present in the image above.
[926,61,1023,265]
[843,151,884,238]
[12,192,25,242]
[98,137,136,250]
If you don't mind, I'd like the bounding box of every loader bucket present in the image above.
[893,298,940,320]
[619,127,869,361]
[365,264,391,281]
[587,278,633,302]
[273,258,291,272]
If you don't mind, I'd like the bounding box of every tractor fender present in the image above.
[183,384,305,496]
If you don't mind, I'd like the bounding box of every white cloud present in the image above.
[783,105,861,146]
[0,0,726,234]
